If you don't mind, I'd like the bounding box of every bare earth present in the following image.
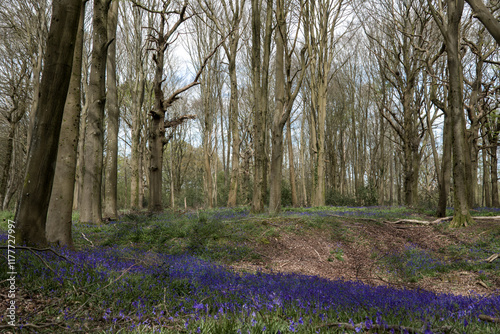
[231,217,500,297]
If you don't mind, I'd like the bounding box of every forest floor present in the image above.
[0,207,499,333]
[229,214,500,297]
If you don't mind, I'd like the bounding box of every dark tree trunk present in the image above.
[46,2,86,248]
[14,0,82,246]
[437,111,452,217]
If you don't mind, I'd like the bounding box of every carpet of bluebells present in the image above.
[1,207,500,333]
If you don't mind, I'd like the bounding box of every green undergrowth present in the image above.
[1,206,499,333]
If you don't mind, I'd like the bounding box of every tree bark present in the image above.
[483,147,491,207]
[226,46,240,207]
[46,1,86,247]
[103,0,119,219]
[130,71,145,211]
[14,0,82,247]
[287,118,299,207]
[445,0,474,227]
[80,0,112,224]
[491,136,499,206]
[268,0,286,214]
[149,16,167,212]
[437,111,452,217]
[0,124,18,210]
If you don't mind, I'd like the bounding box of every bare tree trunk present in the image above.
[202,94,214,208]
[103,0,119,219]
[46,2,85,247]
[227,43,240,207]
[287,118,298,207]
[300,111,308,206]
[80,0,112,224]
[27,39,44,148]
[483,147,491,207]
[433,0,473,226]
[0,124,17,209]
[268,0,286,214]
[149,16,167,212]
[129,6,145,211]
[130,71,145,211]
[15,0,82,246]
[437,112,452,217]
[251,0,272,213]
[491,141,499,206]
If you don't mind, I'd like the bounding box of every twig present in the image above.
[81,232,94,247]
[485,253,499,263]
[0,322,61,329]
[0,246,75,264]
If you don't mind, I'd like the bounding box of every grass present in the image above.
[1,206,499,333]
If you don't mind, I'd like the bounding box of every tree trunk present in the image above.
[130,71,145,211]
[287,118,299,207]
[446,0,473,227]
[103,0,119,220]
[227,45,240,207]
[46,3,85,247]
[300,111,308,206]
[483,148,491,207]
[80,0,111,224]
[0,124,16,209]
[268,2,286,214]
[437,111,452,217]
[202,96,214,208]
[312,78,327,207]
[14,0,82,247]
[149,17,167,211]
[251,0,272,213]
[491,142,499,206]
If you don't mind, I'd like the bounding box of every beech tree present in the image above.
[103,0,120,219]
[269,0,307,213]
[80,0,113,224]
[251,0,272,213]
[304,0,347,207]
[14,0,82,246]
[429,0,474,227]
[46,0,86,247]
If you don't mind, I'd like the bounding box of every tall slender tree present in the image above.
[429,0,474,226]
[103,0,119,219]
[80,0,113,224]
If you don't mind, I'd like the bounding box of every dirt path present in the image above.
[231,218,500,297]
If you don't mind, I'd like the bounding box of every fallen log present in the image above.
[385,215,500,225]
